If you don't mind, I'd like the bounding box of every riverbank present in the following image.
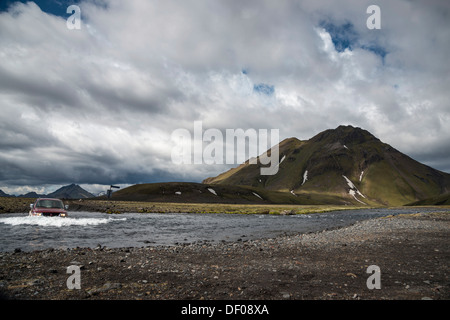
[0,196,366,215]
[1,211,448,300]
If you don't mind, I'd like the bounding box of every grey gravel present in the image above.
[0,211,448,300]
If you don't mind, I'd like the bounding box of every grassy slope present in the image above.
[102,182,357,206]
[405,193,450,206]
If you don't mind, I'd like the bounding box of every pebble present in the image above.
[27,279,43,286]
[87,282,122,296]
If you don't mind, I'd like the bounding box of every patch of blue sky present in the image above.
[320,20,388,61]
[319,21,358,52]
[253,83,275,96]
[0,0,79,16]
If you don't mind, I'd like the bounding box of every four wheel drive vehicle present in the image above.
[29,198,69,217]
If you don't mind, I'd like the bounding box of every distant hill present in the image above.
[0,189,12,197]
[18,192,45,198]
[47,184,94,199]
[204,125,450,206]
[101,182,348,205]
[0,184,94,199]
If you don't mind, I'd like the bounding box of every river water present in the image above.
[0,207,447,252]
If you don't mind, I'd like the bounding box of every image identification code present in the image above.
[181,304,269,317]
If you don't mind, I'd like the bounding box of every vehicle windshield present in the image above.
[36,199,64,209]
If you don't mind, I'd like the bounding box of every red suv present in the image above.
[29,198,68,217]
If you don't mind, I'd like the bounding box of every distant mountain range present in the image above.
[0,184,94,199]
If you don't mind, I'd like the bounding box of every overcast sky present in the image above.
[0,0,449,195]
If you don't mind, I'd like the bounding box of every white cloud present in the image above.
[0,0,449,194]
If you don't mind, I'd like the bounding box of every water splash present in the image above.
[0,216,126,227]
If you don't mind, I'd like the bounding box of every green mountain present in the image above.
[204,125,450,206]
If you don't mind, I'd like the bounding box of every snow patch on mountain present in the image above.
[349,190,367,205]
[252,192,263,200]
[302,170,308,185]
[207,188,217,196]
[343,175,367,204]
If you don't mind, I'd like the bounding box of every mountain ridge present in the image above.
[0,184,94,199]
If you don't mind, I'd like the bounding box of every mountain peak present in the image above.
[47,184,94,199]
[310,125,379,145]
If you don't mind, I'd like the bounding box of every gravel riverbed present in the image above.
[0,211,448,300]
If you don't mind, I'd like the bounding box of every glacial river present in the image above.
[0,207,447,252]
